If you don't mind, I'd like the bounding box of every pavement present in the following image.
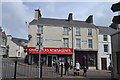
[2,58,112,80]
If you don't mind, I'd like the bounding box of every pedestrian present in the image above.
[64,61,70,76]
[75,61,80,76]
[55,59,59,73]
[73,66,77,76]
[83,66,87,77]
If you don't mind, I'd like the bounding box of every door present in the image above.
[101,58,107,70]
[52,56,57,66]
[48,56,52,67]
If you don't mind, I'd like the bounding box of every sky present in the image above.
[0,0,119,39]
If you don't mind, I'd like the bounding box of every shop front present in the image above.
[26,47,73,67]
[75,50,98,69]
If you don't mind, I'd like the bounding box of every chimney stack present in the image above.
[68,13,73,21]
[85,15,93,23]
[34,9,42,20]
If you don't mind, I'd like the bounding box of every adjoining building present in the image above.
[97,26,117,70]
[7,35,28,58]
[0,27,7,58]
[111,31,120,79]
[27,9,99,69]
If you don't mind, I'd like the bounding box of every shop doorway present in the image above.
[48,55,57,67]
[48,56,52,67]
[101,58,107,70]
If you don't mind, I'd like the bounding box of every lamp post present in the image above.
[36,25,43,78]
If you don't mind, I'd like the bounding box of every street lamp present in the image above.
[36,25,43,78]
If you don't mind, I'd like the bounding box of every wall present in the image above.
[111,32,120,79]
[28,25,98,51]
[98,34,112,70]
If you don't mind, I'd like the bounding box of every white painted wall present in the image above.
[28,25,98,51]
[98,34,112,70]
[7,36,25,58]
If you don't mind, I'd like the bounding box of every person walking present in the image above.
[83,66,87,77]
[64,61,70,76]
[75,61,80,76]
[55,59,59,73]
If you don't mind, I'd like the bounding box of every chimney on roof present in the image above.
[68,13,73,21]
[85,15,93,23]
[34,9,42,20]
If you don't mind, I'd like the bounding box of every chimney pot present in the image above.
[35,9,42,20]
[68,13,73,21]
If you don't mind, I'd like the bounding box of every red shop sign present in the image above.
[27,47,73,55]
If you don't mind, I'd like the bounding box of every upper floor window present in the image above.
[103,35,108,41]
[76,27,80,36]
[104,44,108,52]
[63,27,69,35]
[63,38,69,48]
[88,28,92,36]
[37,25,43,34]
[76,38,81,48]
[88,39,93,48]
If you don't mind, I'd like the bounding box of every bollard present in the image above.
[40,62,42,78]
[61,64,63,77]
[14,60,17,79]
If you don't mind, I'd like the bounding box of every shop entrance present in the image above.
[48,55,57,67]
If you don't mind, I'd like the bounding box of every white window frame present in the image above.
[88,28,92,36]
[63,38,69,48]
[37,25,43,34]
[63,27,69,35]
[88,39,93,48]
[104,44,108,52]
[76,27,80,36]
[76,38,81,49]
[103,35,108,41]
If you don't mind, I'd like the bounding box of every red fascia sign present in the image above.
[26,47,73,55]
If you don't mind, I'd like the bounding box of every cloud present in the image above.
[1,0,119,2]
[2,2,33,39]
[1,2,116,39]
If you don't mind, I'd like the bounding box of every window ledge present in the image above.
[63,34,69,36]
[88,36,93,37]
[75,35,81,36]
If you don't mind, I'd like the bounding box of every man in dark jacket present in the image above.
[64,61,69,76]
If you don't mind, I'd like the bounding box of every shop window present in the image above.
[88,54,96,66]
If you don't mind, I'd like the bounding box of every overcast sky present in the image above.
[1,0,119,39]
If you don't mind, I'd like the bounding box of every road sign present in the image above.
[112,15,120,24]
[111,2,120,12]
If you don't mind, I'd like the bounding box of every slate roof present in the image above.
[29,18,97,28]
[12,37,28,47]
[97,26,117,35]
